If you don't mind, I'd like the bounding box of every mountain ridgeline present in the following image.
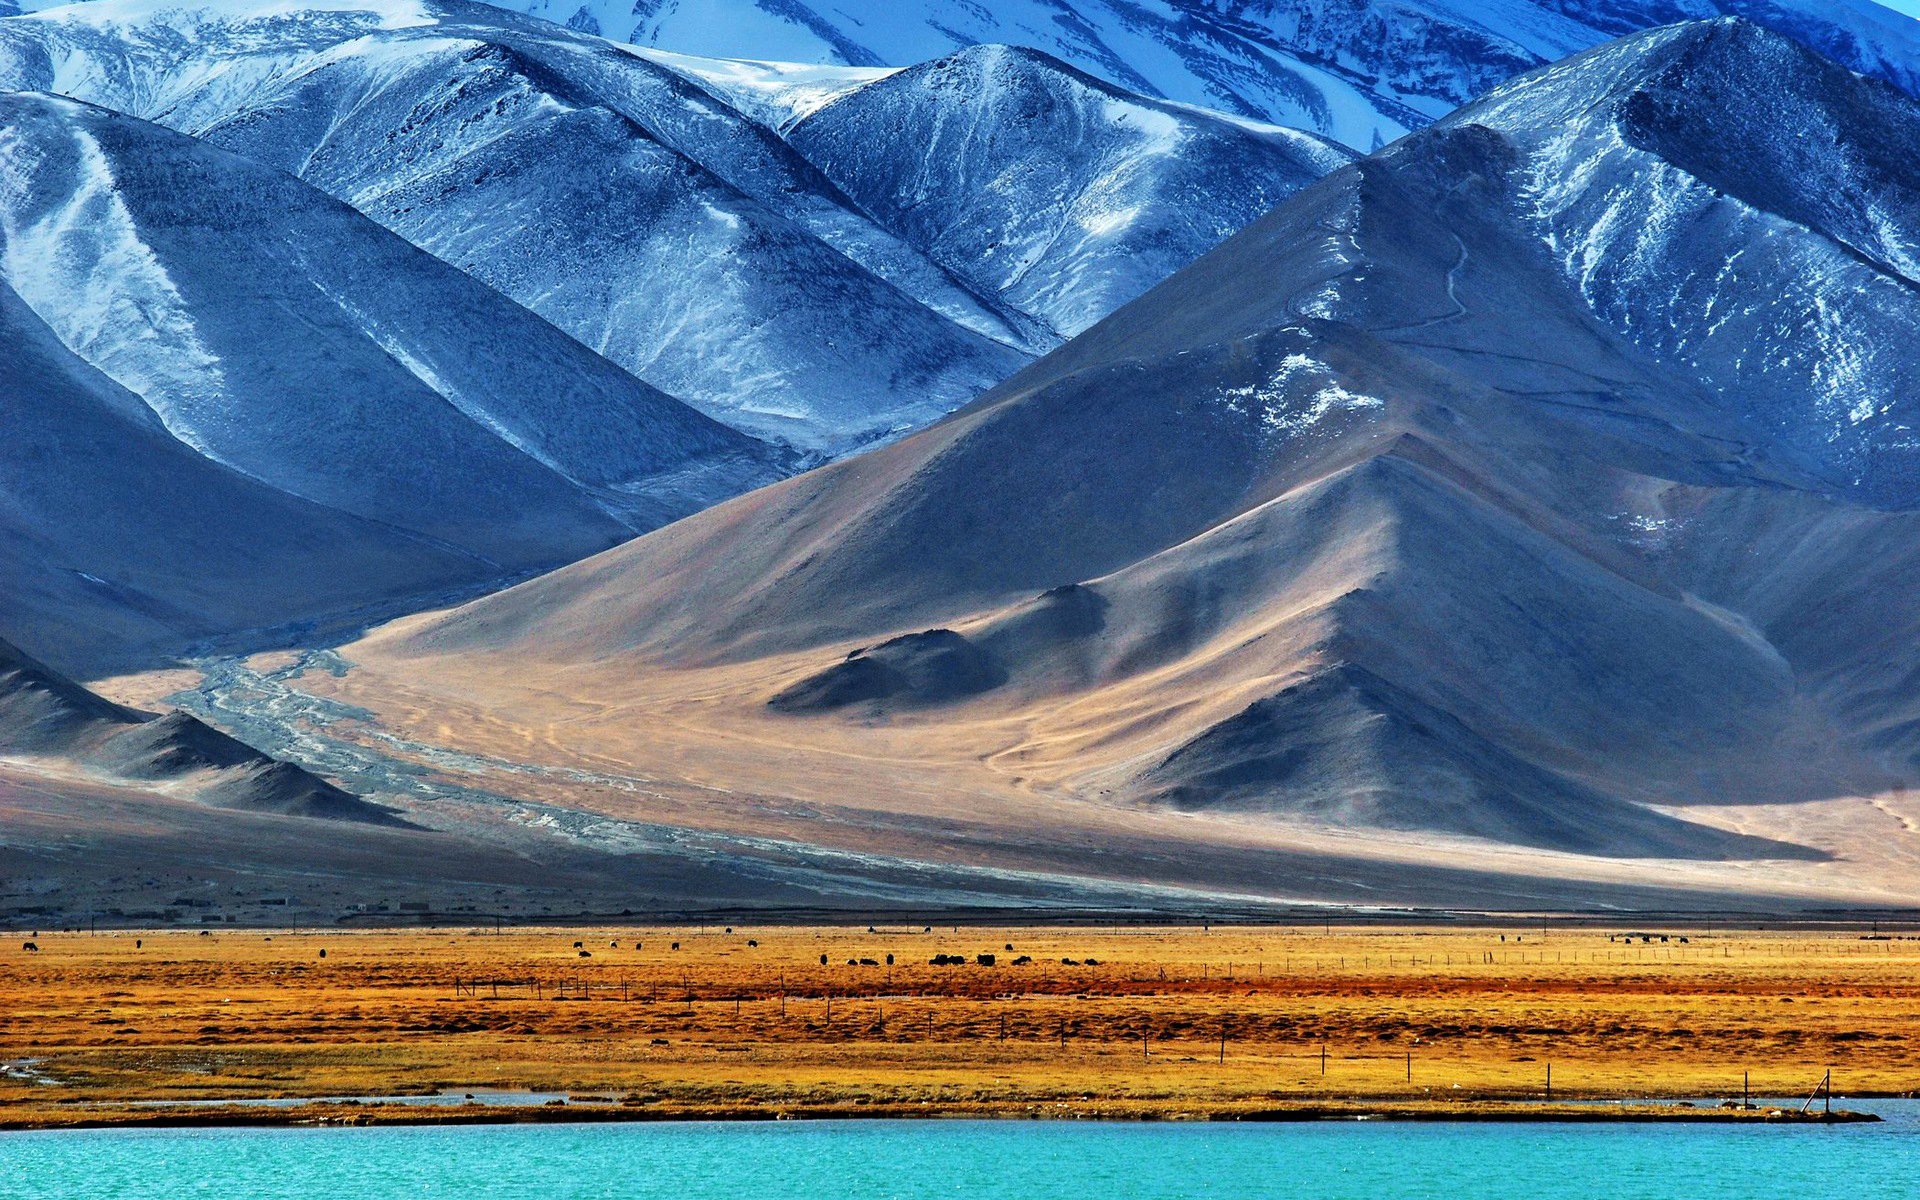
[0,0,1345,675]
[0,0,1345,454]
[0,88,781,675]
[486,0,1920,150]
[376,19,1920,860]
[0,637,401,823]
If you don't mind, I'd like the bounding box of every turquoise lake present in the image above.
[3,1104,1915,1199]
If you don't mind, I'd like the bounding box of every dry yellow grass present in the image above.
[1,924,1912,1127]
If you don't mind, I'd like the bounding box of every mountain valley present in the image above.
[4,1,1920,916]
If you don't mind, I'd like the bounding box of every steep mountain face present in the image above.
[369,20,1920,865]
[0,0,1020,454]
[0,0,1344,452]
[779,45,1349,338]
[0,637,401,822]
[0,274,485,678]
[0,89,777,673]
[474,0,1920,150]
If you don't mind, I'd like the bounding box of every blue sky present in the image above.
[1876,0,1920,18]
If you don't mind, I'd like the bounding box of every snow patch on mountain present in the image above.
[1214,353,1385,442]
[0,0,1352,453]
[633,46,890,127]
[1464,18,1920,502]
[467,0,1920,152]
[0,113,229,453]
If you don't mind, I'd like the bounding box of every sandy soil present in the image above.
[272,645,1920,911]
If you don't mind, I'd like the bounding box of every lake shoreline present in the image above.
[0,1099,1879,1133]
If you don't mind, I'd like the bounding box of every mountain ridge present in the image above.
[0,87,785,675]
[460,0,1920,151]
[341,18,1920,891]
[0,0,1347,454]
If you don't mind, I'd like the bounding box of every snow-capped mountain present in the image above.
[778,45,1349,338]
[1461,17,1920,505]
[0,0,1344,453]
[365,19,1920,871]
[465,0,1920,150]
[0,89,780,673]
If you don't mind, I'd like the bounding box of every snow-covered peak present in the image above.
[1389,16,1920,505]
[0,0,1036,453]
[780,41,1351,336]
[1459,18,1920,286]
[0,88,772,511]
[23,0,433,34]
[455,0,1920,151]
[625,45,893,128]
[0,0,1351,452]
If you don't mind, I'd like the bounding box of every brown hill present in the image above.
[330,22,1920,903]
[0,636,403,826]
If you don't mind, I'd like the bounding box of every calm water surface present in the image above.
[3,1103,1915,1199]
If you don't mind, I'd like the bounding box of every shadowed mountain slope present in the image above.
[365,20,1920,867]
[776,44,1349,340]
[0,635,141,750]
[0,89,782,674]
[0,638,403,823]
[0,0,1348,451]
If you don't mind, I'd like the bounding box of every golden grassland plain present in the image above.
[1,924,1912,1128]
